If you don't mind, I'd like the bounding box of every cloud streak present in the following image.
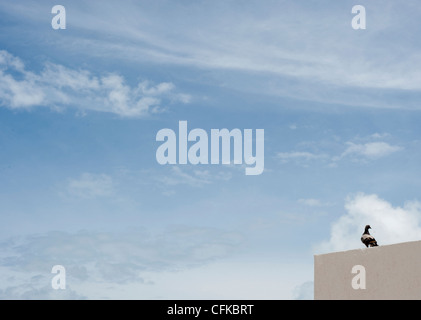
[74,1,421,91]
[278,134,402,167]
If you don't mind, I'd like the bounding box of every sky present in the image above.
[1,0,421,299]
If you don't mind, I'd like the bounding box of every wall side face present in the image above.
[314,240,421,300]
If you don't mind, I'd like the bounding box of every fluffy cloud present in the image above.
[0,50,190,117]
[315,193,421,254]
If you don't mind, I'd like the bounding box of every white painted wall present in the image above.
[314,240,421,299]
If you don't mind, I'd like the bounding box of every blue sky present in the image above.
[1,0,421,299]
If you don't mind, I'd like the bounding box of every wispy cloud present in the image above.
[298,198,334,208]
[1,2,421,109]
[67,173,114,199]
[156,166,232,189]
[335,141,402,161]
[278,134,402,166]
[0,226,244,299]
[277,151,327,164]
[71,1,421,91]
[0,50,190,117]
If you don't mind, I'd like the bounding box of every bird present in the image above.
[361,225,378,247]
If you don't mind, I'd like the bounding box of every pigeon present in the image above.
[361,225,378,247]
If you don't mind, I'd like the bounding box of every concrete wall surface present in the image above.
[314,240,421,300]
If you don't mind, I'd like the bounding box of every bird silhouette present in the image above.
[361,225,378,247]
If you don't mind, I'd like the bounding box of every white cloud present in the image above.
[2,2,421,109]
[280,135,402,167]
[0,50,24,71]
[0,272,86,300]
[0,50,190,117]
[277,151,326,163]
[41,62,101,91]
[137,81,174,96]
[20,1,421,102]
[315,193,421,254]
[338,142,402,160]
[0,51,45,108]
[67,173,114,199]
[0,226,244,299]
[298,198,323,207]
[370,133,390,140]
[0,72,46,108]
[96,2,421,91]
